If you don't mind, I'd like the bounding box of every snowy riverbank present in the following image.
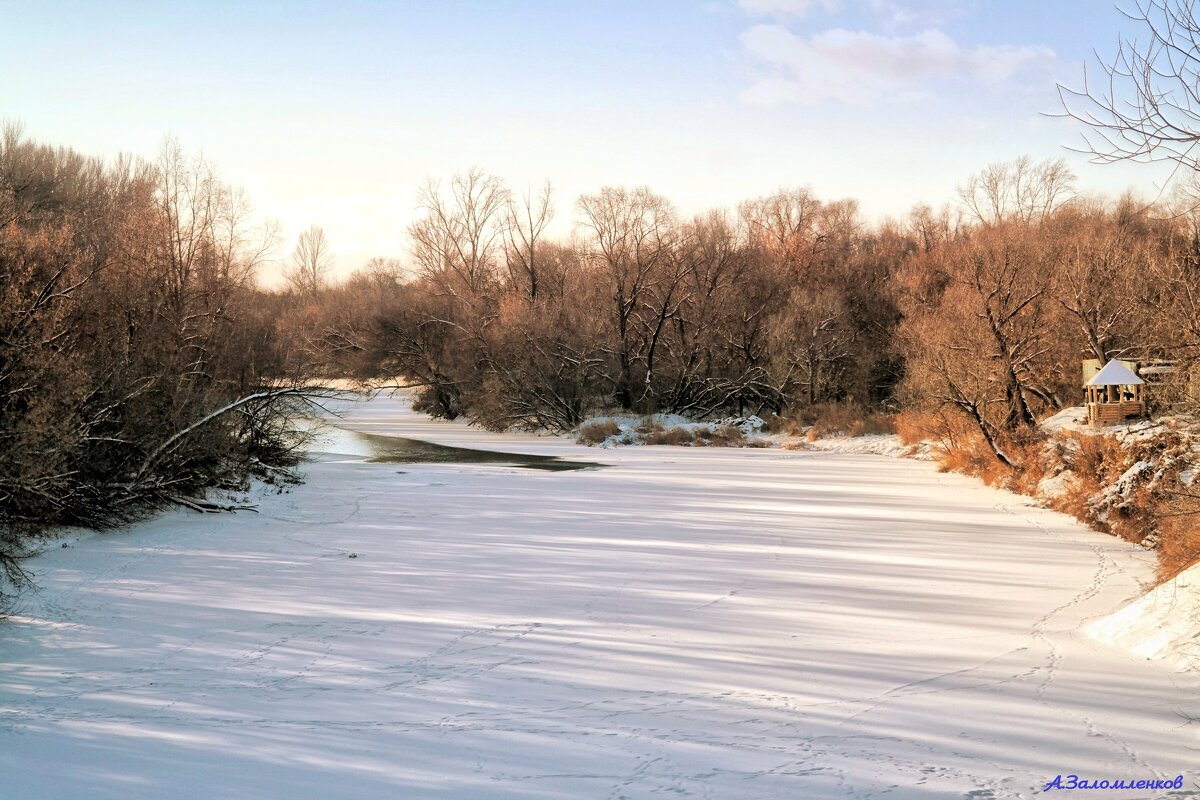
[2,391,1197,798]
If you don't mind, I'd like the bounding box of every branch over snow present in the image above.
[132,387,315,485]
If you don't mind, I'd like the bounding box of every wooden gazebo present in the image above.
[1085,359,1145,426]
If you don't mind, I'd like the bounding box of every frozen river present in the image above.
[1,393,1196,798]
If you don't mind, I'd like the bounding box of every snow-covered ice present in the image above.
[1088,561,1200,673]
[1,392,1197,799]
[799,432,916,459]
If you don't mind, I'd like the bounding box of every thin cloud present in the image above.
[865,0,961,29]
[738,0,840,18]
[740,24,1056,105]
[740,0,960,27]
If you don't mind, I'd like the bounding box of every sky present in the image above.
[0,0,1178,283]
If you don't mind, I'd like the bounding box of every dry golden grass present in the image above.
[576,419,621,445]
[1048,434,1130,528]
[1005,441,1049,496]
[580,418,764,448]
[894,409,941,446]
[1156,508,1200,581]
[897,410,1011,486]
[759,413,786,434]
[640,421,759,447]
[774,403,895,439]
[712,424,753,446]
[935,434,1015,487]
[643,425,696,446]
[652,424,746,446]
[1049,430,1195,551]
[634,418,659,435]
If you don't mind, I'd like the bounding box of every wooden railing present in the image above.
[1088,401,1145,425]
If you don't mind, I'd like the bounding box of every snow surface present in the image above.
[1039,406,1089,434]
[799,433,916,459]
[2,392,1198,799]
[1088,562,1200,673]
[1037,405,1187,441]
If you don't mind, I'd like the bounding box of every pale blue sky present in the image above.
[0,0,1173,279]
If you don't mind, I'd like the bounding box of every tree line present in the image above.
[290,170,903,431]
[0,126,316,596]
[288,160,1200,466]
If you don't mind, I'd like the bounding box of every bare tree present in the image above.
[409,168,509,299]
[154,138,275,296]
[1058,0,1200,173]
[361,256,404,281]
[899,222,1062,464]
[739,187,826,272]
[1053,203,1149,363]
[768,286,853,406]
[577,186,677,410]
[504,180,554,301]
[957,156,1076,224]
[655,211,756,416]
[285,224,335,295]
[908,204,954,253]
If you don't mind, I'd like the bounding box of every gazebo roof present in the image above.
[1087,359,1144,387]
